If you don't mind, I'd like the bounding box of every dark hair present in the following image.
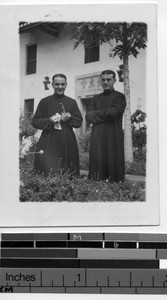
[52,73,67,83]
[101,70,116,79]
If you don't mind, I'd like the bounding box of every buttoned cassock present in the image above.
[86,89,126,182]
[32,93,83,176]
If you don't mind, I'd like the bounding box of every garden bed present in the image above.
[19,113,146,203]
[20,165,145,202]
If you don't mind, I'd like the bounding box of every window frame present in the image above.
[24,98,34,117]
[26,43,37,75]
[84,33,100,64]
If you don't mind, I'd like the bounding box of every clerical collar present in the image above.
[103,89,114,95]
[54,93,64,99]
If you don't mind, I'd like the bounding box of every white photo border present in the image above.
[0,4,159,227]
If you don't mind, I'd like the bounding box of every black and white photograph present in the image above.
[0,4,159,226]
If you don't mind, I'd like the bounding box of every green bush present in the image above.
[20,155,35,175]
[79,152,89,170]
[77,128,91,153]
[125,148,146,176]
[131,109,147,151]
[19,112,36,141]
[133,148,146,162]
[125,160,146,176]
[132,125,146,151]
[77,128,91,170]
[19,111,146,203]
[20,164,145,202]
[78,133,146,175]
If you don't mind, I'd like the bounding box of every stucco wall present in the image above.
[20,24,146,114]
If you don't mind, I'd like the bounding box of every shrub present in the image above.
[19,110,146,203]
[131,109,147,151]
[78,132,146,175]
[19,111,36,141]
[77,128,91,170]
[125,148,146,176]
[79,152,89,171]
[133,148,146,162]
[125,160,146,176]
[20,168,145,202]
[77,127,91,153]
[132,125,146,151]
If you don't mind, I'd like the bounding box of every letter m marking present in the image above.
[73,234,82,241]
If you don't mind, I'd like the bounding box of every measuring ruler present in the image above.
[1,233,167,294]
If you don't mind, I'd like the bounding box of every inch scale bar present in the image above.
[1,233,167,294]
[1,268,167,294]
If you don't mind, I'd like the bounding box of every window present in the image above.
[24,99,34,117]
[85,33,99,64]
[26,44,37,75]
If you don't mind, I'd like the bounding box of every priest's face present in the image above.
[101,74,116,91]
[52,76,67,95]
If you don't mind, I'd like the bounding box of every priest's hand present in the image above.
[50,114,61,124]
[61,112,72,122]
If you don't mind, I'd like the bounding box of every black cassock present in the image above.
[86,89,126,182]
[32,94,83,176]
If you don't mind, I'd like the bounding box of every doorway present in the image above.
[81,97,93,134]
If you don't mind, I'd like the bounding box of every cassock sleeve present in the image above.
[32,100,53,130]
[68,101,83,128]
[85,96,103,125]
[104,94,126,119]
[86,94,126,125]
[85,96,106,125]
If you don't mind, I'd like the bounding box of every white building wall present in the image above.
[20,24,146,114]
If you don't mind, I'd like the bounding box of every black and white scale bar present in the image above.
[139,243,167,249]
[1,241,34,248]
[36,241,67,248]
[67,241,103,248]
[1,248,157,260]
[2,233,167,242]
[1,249,78,258]
[1,233,68,241]
[0,259,159,269]
[1,241,138,249]
[105,242,136,248]
[0,259,79,268]
[1,286,167,294]
[36,241,103,248]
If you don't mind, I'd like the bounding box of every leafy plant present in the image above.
[132,126,146,151]
[19,109,146,203]
[20,168,145,202]
[19,111,36,141]
[77,128,91,152]
[77,128,91,170]
[125,159,146,176]
[131,109,146,127]
[131,109,147,151]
